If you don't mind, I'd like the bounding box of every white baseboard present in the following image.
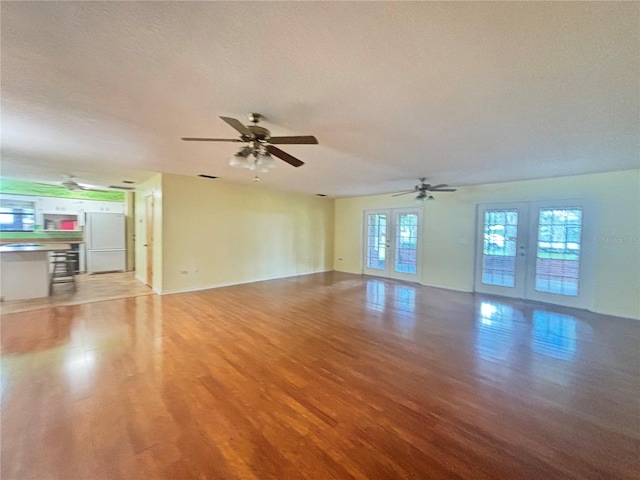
[419,282,472,294]
[159,269,333,296]
[333,267,361,275]
[134,273,162,294]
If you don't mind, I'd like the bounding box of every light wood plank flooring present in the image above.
[0,271,154,314]
[1,272,638,479]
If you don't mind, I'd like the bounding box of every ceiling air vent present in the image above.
[108,185,135,190]
[198,174,218,179]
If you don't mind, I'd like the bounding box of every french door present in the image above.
[363,208,422,282]
[475,200,594,309]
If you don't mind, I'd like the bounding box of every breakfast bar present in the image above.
[0,244,70,301]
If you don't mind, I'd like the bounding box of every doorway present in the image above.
[145,194,154,287]
[363,208,422,282]
[474,200,594,309]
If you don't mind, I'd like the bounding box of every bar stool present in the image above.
[49,250,76,294]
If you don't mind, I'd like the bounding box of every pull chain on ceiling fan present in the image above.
[182,113,318,175]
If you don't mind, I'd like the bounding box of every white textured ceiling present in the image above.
[1,2,638,196]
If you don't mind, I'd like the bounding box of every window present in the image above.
[395,213,418,274]
[0,200,36,232]
[367,213,387,270]
[535,208,582,296]
[481,209,519,287]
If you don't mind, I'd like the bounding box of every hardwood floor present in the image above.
[0,271,154,315]
[1,272,638,479]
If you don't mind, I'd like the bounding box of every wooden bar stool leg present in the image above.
[49,250,76,295]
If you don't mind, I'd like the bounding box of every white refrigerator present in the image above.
[85,212,126,273]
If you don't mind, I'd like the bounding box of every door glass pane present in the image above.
[395,213,418,274]
[366,214,387,270]
[535,208,581,296]
[482,209,518,287]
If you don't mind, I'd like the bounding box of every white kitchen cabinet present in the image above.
[3,194,125,220]
[84,201,125,213]
[40,198,124,214]
[0,246,61,300]
[41,197,75,213]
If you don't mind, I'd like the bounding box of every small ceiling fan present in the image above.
[181,113,318,169]
[392,178,457,201]
[59,176,107,192]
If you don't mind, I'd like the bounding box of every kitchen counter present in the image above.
[0,243,72,253]
[1,244,71,301]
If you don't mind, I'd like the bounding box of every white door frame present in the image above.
[474,202,529,298]
[363,207,423,282]
[524,199,595,310]
[474,199,595,310]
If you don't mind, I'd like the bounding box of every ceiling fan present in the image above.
[392,178,457,201]
[181,113,318,169]
[58,176,107,192]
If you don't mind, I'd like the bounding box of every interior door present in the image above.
[363,208,422,281]
[145,195,154,287]
[475,201,593,310]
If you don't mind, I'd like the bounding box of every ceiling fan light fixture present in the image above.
[414,192,435,203]
[255,152,275,169]
[249,163,265,173]
[185,114,316,175]
[229,149,250,168]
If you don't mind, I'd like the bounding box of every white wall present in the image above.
[334,170,640,320]
[158,174,334,294]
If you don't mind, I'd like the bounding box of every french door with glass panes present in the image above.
[363,208,422,282]
[474,201,594,309]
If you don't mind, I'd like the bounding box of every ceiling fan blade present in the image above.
[391,191,416,197]
[429,184,448,190]
[269,136,318,145]
[430,188,457,192]
[219,116,252,137]
[265,145,304,167]
[181,137,243,142]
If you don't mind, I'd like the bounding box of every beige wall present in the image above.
[334,169,640,320]
[334,192,423,274]
[160,174,334,294]
[134,174,163,292]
